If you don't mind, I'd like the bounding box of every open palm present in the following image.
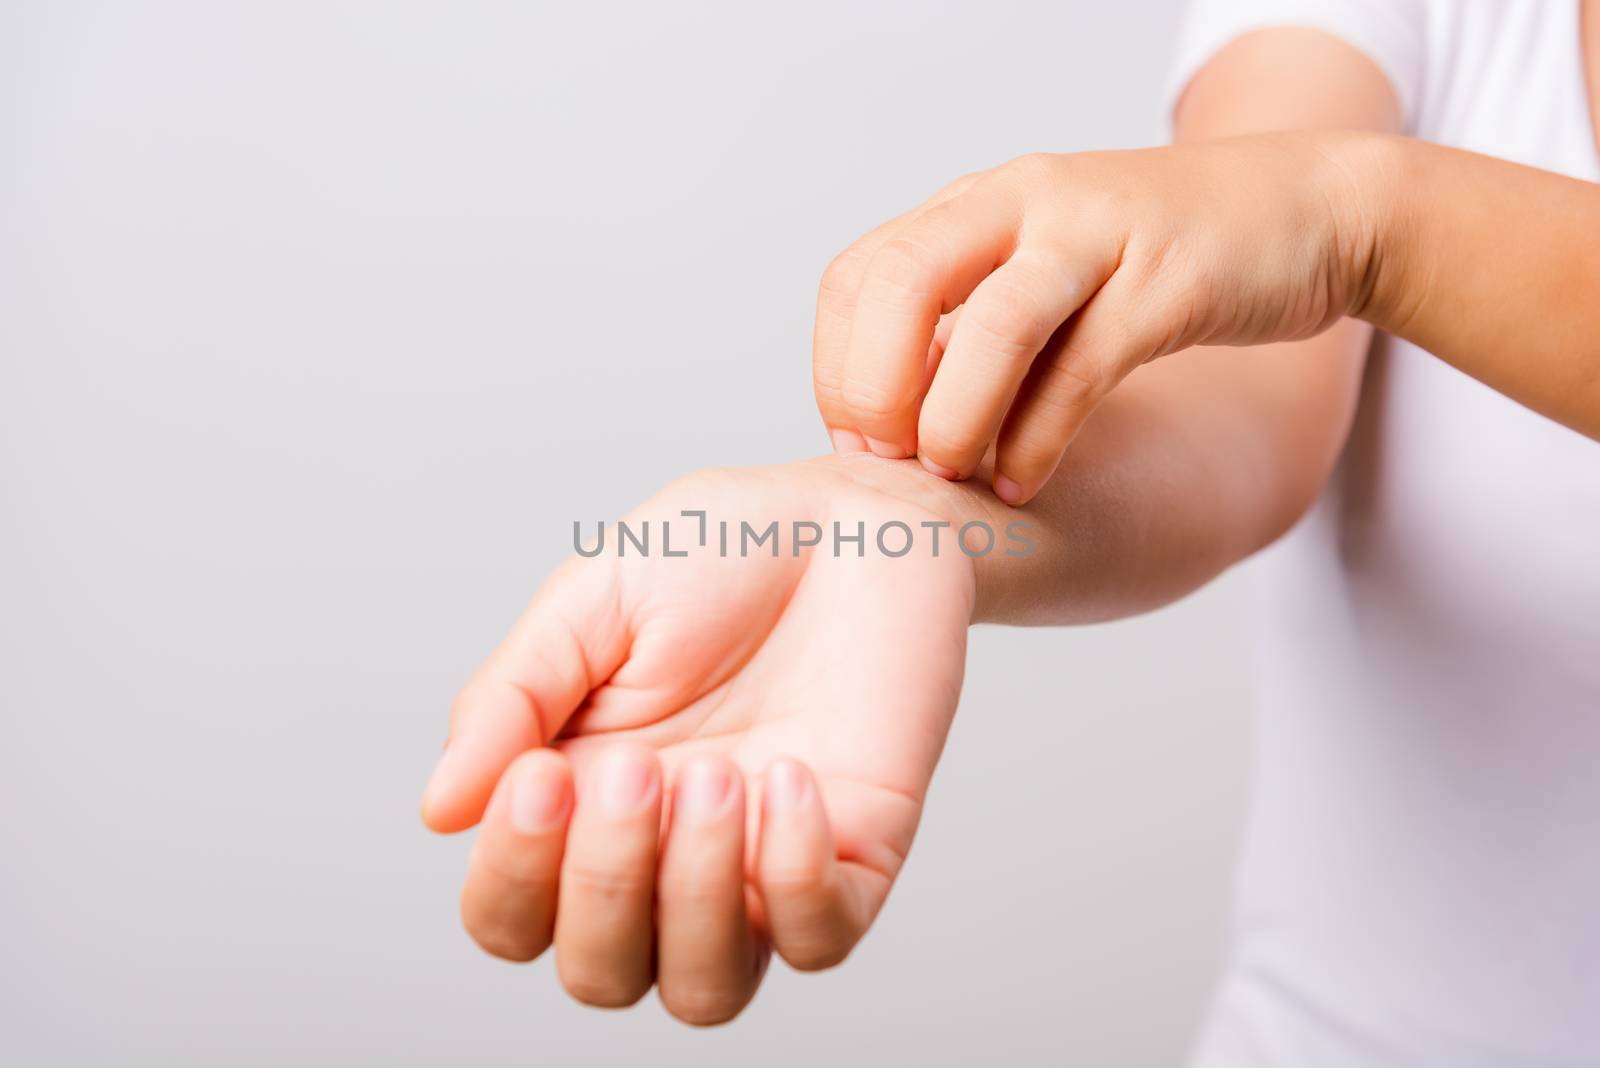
[422,460,975,1024]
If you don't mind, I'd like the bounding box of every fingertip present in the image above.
[992,474,1027,507]
[763,757,816,816]
[588,741,663,818]
[423,679,549,833]
[756,760,862,972]
[828,428,868,454]
[862,436,913,460]
[918,454,959,480]
[673,752,742,825]
[506,748,573,836]
[420,745,472,834]
[460,749,570,964]
[420,751,496,835]
[760,758,831,858]
[421,799,473,836]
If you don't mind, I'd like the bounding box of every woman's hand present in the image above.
[813,131,1384,504]
[420,459,975,1024]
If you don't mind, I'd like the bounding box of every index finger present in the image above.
[813,173,984,452]
[836,181,1022,458]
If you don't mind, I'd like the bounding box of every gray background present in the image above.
[1,1,1258,1064]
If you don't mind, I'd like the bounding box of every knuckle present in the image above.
[819,245,869,299]
[999,436,1061,477]
[1002,151,1057,186]
[812,377,846,414]
[658,870,735,908]
[967,284,1051,355]
[1046,346,1108,402]
[560,860,654,905]
[759,862,832,900]
[933,169,987,201]
[864,237,943,298]
[475,846,551,890]
[839,377,915,423]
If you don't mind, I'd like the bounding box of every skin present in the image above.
[1589,0,1600,157]
[429,463,975,1023]
[423,21,1600,1026]
[817,54,1600,504]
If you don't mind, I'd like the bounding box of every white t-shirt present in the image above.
[1168,3,1600,1065]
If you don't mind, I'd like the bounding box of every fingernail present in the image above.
[765,759,809,813]
[597,747,657,816]
[829,428,868,454]
[993,475,1026,506]
[509,760,569,834]
[863,436,911,460]
[676,759,733,823]
[919,455,958,480]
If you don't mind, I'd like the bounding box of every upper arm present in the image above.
[1124,26,1406,541]
[1174,26,1403,141]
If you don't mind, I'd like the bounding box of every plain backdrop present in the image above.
[1,2,1259,1064]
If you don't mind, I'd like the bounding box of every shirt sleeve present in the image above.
[1164,0,1426,135]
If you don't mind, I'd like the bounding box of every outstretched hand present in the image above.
[421,460,976,1024]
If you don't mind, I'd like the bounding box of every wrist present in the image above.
[1316,129,1412,325]
[803,451,983,525]
[803,451,1026,622]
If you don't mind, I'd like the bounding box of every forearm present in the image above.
[1355,135,1600,438]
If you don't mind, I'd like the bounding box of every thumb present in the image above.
[421,557,628,833]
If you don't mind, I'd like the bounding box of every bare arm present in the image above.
[1356,139,1600,438]
[826,28,1399,625]
[423,30,1413,1020]
[815,30,1598,508]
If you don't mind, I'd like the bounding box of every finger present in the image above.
[836,182,1022,457]
[655,756,762,1026]
[755,759,881,972]
[923,306,961,391]
[917,240,1117,480]
[421,558,629,834]
[815,174,984,451]
[993,266,1173,504]
[554,744,663,1008]
[458,749,574,962]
